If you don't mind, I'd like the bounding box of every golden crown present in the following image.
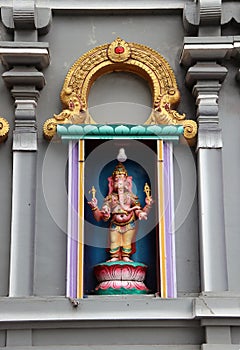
[112,163,128,177]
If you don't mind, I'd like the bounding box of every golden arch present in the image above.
[43,38,197,142]
[61,38,179,112]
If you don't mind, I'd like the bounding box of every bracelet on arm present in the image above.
[91,206,98,211]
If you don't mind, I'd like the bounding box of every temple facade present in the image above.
[0,1,240,349]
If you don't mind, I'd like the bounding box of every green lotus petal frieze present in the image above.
[57,123,184,141]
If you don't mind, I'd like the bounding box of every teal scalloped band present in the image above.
[57,124,184,141]
[95,287,149,295]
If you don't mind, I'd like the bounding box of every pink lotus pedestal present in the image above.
[94,261,149,295]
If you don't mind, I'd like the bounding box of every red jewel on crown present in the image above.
[114,46,125,54]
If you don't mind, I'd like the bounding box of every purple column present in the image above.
[66,141,79,298]
[163,141,177,298]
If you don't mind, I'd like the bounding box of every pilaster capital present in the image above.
[0,1,50,151]
[1,1,52,35]
[185,63,227,150]
[197,126,223,150]
[13,121,37,151]
[2,74,41,151]
[10,87,40,121]
[185,62,228,89]
[2,67,45,90]
[12,104,38,151]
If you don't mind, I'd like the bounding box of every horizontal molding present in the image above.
[195,295,240,318]
[0,296,194,323]
[180,37,234,67]
[202,346,240,350]
[0,42,50,69]
[0,346,201,350]
[181,35,240,67]
[0,0,186,10]
[57,124,184,142]
[0,294,240,324]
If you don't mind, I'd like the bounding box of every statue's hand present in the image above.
[101,205,111,220]
[138,211,148,221]
[88,197,98,209]
[145,196,153,206]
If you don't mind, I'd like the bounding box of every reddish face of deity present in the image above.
[113,174,127,192]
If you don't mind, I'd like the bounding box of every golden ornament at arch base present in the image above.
[0,117,10,143]
[43,37,197,145]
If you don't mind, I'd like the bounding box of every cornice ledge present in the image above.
[180,36,233,67]
[0,296,195,322]
[202,345,240,350]
[0,294,240,323]
[194,292,240,318]
[41,0,186,11]
[0,41,50,70]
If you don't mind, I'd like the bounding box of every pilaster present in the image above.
[181,0,230,294]
[3,69,46,298]
[0,0,51,296]
[183,61,228,293]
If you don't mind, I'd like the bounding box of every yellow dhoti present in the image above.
[109,219,136,258]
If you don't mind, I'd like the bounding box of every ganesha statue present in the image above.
[88,162,152,262]
[88,158,153,294]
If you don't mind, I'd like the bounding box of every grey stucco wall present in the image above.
[2,4,240,349]
[220,59,240,292]
[0,12,200,297]
[0,63,13,297]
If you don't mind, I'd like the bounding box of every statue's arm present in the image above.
[101,201,111,221]
[142,196,153,213]
[133,195,153,220]
[88,197,111,222]
[88,197,103,221]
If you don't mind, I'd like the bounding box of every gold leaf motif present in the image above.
[0,117,10,143]
[145,91,197,145]
[43,93,94,140]
[43,118,57,141]
[182,119,198,145]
